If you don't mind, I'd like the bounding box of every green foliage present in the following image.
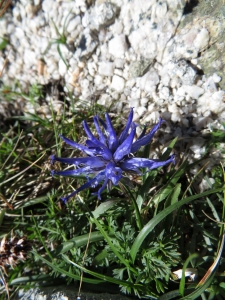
[43,10,73,68]
[0,36,8,51]
[0,92,225,299]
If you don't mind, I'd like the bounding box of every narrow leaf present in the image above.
[130,186,225,262]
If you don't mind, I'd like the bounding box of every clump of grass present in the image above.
[43,10,73,68]
[0,82,225,299]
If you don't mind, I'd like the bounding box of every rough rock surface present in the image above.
[15,286,134,300]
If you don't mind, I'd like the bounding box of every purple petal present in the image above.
[85,140,112,160]
[86,140,102,151]
[83,121,112,159]
[95,178,108,200]
[93,116,107,145]
[121,155,175,171]
[105,162,122,185]
[52,166,93,177]
[61,171,105,203]
[59,134,97,157]
[105,113,118,151]
[82,120,104,146]
[131,118,165,153]
[50,155,105,168]
[138,125,147,140]
[92,163,123,200]
[118,108,134,144]
[113,126,136,162]
[120,164,142,174]
[99,117,107,131]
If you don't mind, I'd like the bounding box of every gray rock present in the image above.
[15,286,134,300]
[128,59,153,78]
[83,2,118,30]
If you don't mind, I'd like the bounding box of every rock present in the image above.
[98,62,114,76]
[136,106,147,117]
[97,93,112,106]
[111,75,125,92]
[83,2,118,30]
[169,60,197,86]
[179,85,204,100]
[108,34,128,58]
[58,59,67,76]
[212,73,221,83]
[128,59,153,78]
[136,68,159,94]
[114,58,124,69]
[128,25,157,60]
[210,91,225,114]
[193,28,209,51]
[16,286,133,300]
[67,16,81,34]
[199,178,215,192]
[76,28,99,59]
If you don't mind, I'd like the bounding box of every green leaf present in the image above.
[158,289,195,300]
[90,214,138,275]
[32,251,103,284]
[220,282,225,289]
[0,37,8,51]
[62,254,143,289]
[136,170,157,211]
[151,160,188,206]
[179,253,199,297]
[0,209,5,227]
[163,184,181,229]
[92,249,108,265]
[57,44,69,68]
[92,199,119,219]
[161,137,178,160]
[164,183,181,209]
[10,274,53,285]
[130,186,225,263]
[180,273,215,300]
[51,231,111,257]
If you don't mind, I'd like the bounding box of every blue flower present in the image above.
[51,108,175,203]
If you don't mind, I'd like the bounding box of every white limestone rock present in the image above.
[97,93,112,106]
[189,137,206,159]
[98,62,115,76]
[159,86,170,100]
[144,111,160,124]
[197,91,225,114]
[210,91,225,114]
[168,60,197,86]
[58,59,67,77]
[108,34,128,58]
[203,76,217,92]
[128,24,157,60]
[199,178,215,192]
[83,2,118,30]
[111,75,125,92]
[212,73,221,83]
[87,61,97,77]
[136,106,147,117]
[114,58,124,69]
[136,68,159,94]
[177,85,204,100]
[193,28,209,51]
[67,16,81,34]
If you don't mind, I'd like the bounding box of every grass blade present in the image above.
[130,186,225,262]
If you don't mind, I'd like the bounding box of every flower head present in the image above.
[51,108,175,203]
